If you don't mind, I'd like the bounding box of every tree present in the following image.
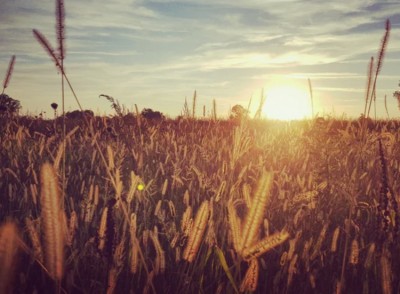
[0,94,21,116]
[230,104,249,120]
[141,108,164,120]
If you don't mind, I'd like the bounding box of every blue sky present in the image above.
[0,0,399,119]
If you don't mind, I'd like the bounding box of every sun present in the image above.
[262,79,313,120]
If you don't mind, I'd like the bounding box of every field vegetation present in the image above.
[1,115,400,293]
[1,0,400,293]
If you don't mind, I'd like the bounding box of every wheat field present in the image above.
[1,114,400,293]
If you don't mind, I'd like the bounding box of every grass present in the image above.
[1,115,400,293]
[1,0,399,293]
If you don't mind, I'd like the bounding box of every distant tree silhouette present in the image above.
[0,94,21,116]
[141,108,164,120]
[65,110,94,120]
[230,104,249,120]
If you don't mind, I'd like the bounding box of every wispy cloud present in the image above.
[0,0,399,117]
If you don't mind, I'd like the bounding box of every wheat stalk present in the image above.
[183,200,210,263]
[40,162,64,281]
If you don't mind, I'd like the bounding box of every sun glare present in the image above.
[262,79,312,121]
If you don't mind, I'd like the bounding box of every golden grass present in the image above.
[2,55,16,94]
[183,200,210,263]
[25,217,43,262]
[40,162,64,281]
[243,230,290,260]
[0,222,19,294]
[240,170,273,253]
[239,258,259,292]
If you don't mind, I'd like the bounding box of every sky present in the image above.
[0,0,400,119]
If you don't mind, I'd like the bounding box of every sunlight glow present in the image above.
[262,78,312,120]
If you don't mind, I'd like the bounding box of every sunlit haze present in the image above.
[0,0,400,119]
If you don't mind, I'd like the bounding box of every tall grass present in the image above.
[2,55,16,95]
[0,5,398,294]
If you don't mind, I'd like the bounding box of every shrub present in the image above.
[0,94,21,116]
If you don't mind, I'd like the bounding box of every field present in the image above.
[1,114,399,293]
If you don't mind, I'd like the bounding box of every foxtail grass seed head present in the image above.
[25,217,43,263]
[40,162,64,281]
[380,253,392,294]
[68,211,78,246]
[0,222,19,294]
[150,230,165,275]
[98,207,108,252]
[2,55,16,93]
[349,239,359,265]
[227,200,242,253]
[240,171,273,253]
[56,0,65,61]
[181,206,193,235]
[239,258,259,293]
[330,227,340,253]
[32,29,62,70]
[364,243,376,269]
[161,179,168,197]
[243,230,290,260]
[183,200,210,263]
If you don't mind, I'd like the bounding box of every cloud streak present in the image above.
[0,0,399,117]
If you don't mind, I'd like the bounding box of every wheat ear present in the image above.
[40,162,64,281]
[240,171,273,253]
[0,222,19,294]
[183,200,210,262]
[2,55,16,94]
